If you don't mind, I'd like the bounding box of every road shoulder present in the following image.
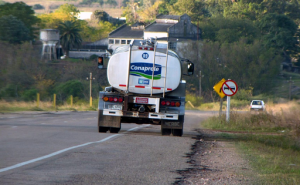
[175,129,258,184]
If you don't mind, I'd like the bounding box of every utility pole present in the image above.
[288,76,293,100]
[199,70,202,97]
[86,72,95,107]
[199,71,204,97]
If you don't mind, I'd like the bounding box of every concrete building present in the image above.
[69,38,108,59]
[108,22,145,51]
[70,14,200,59]
[107,14,201,56]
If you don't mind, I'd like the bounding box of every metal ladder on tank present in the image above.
[150,40,169,98]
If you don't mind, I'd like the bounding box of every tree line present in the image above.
[121,0,299,99]
[0,2,114,102]
[0,0,299,102]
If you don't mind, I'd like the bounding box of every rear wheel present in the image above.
[161,128,171,135]
[172,115,184,136]
[99,126,109,133]
[172,129,183,137]
[110,127,121,133]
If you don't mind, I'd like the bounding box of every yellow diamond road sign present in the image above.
[213,78,226,98]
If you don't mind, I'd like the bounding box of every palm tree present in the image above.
[58,20,82,57]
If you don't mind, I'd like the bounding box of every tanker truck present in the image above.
[97,38,194,136]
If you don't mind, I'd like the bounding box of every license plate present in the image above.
[136,97,148,104]
[108,105,122,110]
[165,122,180,127]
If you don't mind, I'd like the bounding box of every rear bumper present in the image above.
[103,109,179,120]
[250,108,264,111]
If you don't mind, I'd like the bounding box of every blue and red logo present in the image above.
[130,63,162,80]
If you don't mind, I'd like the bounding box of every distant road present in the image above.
[0,111,217,185]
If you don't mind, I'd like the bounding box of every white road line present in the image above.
[0,124,150,173]
[11,126,17,128]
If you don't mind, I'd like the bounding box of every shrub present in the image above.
[0,84,17,98]
[186,93,203,107]
[232,88,253,101]
[89,54,99,61]
[21,89,38,101]
[32,4,44,10]
[54,80,84,101]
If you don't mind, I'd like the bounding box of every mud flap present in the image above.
[98,110,121,128]
[161,115,184,129]
[161,116,184,136]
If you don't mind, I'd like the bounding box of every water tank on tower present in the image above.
[40,29,60,60]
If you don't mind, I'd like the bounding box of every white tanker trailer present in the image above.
[97,39,194,136]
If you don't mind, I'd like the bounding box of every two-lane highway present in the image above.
[0,111,216,185]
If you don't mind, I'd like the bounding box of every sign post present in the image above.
[213,78,226,98]
[213,78,226,117]
[221,80,238,122]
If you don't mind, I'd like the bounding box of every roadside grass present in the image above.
[237,140,300,185]
[201,102,300,184]
[0,100,98,112]
[186,97,250,111]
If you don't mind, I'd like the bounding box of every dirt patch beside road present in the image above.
[175,130,259,185]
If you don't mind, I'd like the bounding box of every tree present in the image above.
[80,0,96,5]
[138,1,163,22]
[32,4,44,10]
[54,4,80,21]
[0,15,31,44]
[94,10,110,22]
[58,20,82,57]
[54,80,84,101]
[168,0,208,21]
[99,0,104,6]
[98,21,118,38]
[106,0,118,7]
[122,0,140,24]
[157,2,169,14]
[196,39,281,96]
[38,4,80,29]
[199,17,259,44]
[0,2,40,39]
[257,13,299,60]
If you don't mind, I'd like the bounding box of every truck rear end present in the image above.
[97,39,194,136]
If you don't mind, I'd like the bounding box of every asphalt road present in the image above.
[0,110,217,185]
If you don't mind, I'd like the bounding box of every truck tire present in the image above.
[172,129,183,137]
[99,126,109,133]
[110,127,121,133]
[172,115,184,136]
[98,110,109,133]
[161,128,171,135]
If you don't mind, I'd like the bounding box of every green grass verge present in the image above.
[237,141,300,184]
[201,112,300,184]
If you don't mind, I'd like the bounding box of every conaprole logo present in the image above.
[130,63,161,80]
[142,53,149,59]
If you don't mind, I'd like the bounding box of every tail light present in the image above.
[138,47,154,51]
[161,100,180,107]
[103,96,124,102]
[103,97,109,102]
